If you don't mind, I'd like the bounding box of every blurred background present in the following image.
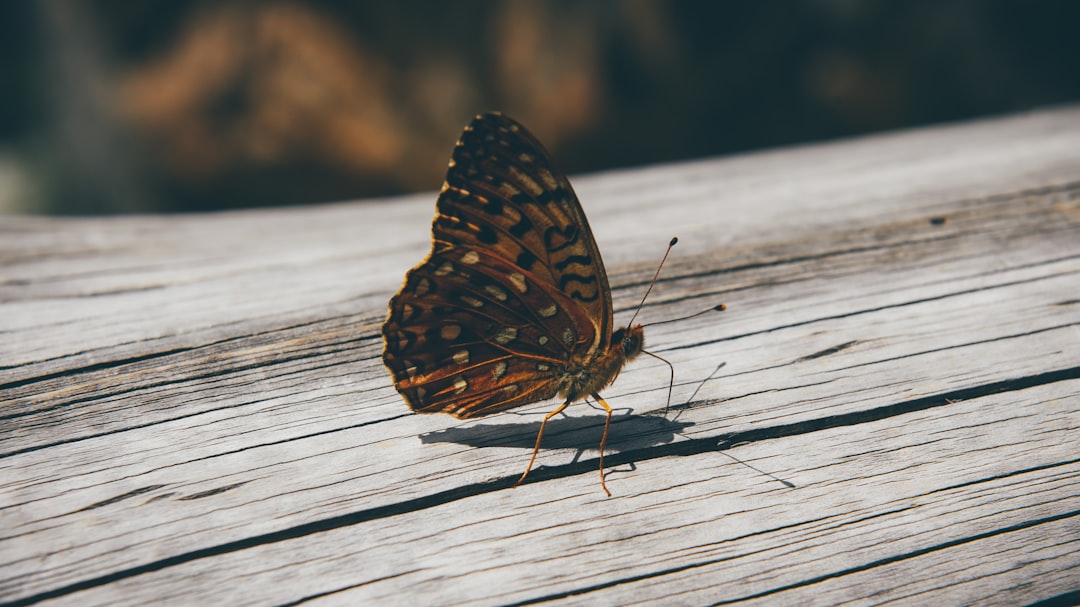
[1,0,1078,215]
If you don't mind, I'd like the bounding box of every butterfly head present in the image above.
[613,324,645,362]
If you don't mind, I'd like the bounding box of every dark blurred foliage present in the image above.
[0,0,1077,214]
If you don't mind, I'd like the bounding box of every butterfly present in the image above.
[382,112,649,496]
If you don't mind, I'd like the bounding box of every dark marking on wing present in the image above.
[509,214,533,238]
[554,254,592,271]
[476,224,498,244]
[516,250,538,271]
[543,224,580,252]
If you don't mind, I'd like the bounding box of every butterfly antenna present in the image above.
[628,237,678,327]
[644,303,727,328]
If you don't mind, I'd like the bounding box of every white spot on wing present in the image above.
[562,327,575,347]
[484,285,508,302]
[493,327,518,345]
[508,272,527,293]
[452,376,468,394]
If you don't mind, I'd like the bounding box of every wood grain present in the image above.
[3,106,1079,606]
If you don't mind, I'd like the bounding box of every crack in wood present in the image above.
[797,340,858,361]
[177,482,248,501]
[74,485,168,513]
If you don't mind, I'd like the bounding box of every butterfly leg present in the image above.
[513,399,570,489]
[592,393,614,497]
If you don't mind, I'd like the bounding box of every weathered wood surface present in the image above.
[3,106,1080,606]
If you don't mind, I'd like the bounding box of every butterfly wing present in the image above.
[438,112,614,355]
[383,244,598,418]
[382,112,615,418]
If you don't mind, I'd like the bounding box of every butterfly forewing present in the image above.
[437,113,613,351]
[383,112,613,419]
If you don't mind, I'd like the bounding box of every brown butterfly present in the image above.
[382,112,652,496]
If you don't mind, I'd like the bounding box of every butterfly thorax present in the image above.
[558,325,644,402]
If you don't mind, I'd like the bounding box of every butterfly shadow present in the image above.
[420,408,695,464]
[418,361,730,460]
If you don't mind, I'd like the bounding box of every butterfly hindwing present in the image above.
[384,243,600,418]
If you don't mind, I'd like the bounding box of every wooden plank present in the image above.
[2,106,1079,606]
